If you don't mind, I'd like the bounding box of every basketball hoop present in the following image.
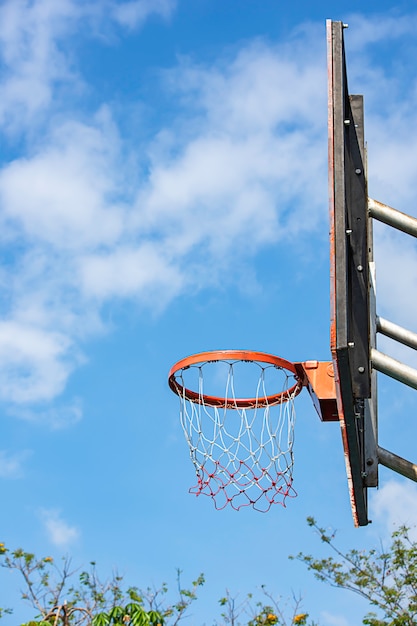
[168,350,303,512]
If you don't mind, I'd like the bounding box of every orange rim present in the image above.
[168,350,303,408]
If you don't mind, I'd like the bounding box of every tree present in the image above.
[0,541,170,626]
[0,540,313,625]
[292,517,417,626]
[217,587,315,626]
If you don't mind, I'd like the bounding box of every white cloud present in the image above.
[373,225,417,366]
[0,449,30,478]
[0,0,177,134]
[0,320,80,404]
[80,245,183,303]
[0,25,329,410]
[176,37,325,135]
[12,399,83,430]
[137,38,328,259]
[371,479,417,540]
[320,612,350,626]
[0,0,81,132]
[0,111,125,249]
[40,508,80,547]
[111,0,176,29]
[347,13,417,49]
[368,112,417,214]
[0,9,416,419]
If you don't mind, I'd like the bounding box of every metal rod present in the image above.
[378,446,417,482]
[368,198,417,238]
[377,316,417,351]
[371,348,417,390]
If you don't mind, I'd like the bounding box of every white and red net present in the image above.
[169,352,302,512]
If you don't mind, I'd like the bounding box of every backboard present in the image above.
[327,20,377,526]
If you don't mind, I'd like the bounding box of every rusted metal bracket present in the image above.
[295,361,339,422]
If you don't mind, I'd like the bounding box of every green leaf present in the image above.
[109,606,125,620]
[92,612,111,626]
[148,610,163,624]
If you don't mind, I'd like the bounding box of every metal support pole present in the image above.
[368,198,417,238]
[377,317,417,351]
[378,446,417,482]
[364,263,378,487]
[371,348,417,391]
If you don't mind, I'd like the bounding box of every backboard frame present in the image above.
[327,20,374,526]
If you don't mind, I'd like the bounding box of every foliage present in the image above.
[91,603,163,626]
[0,540,312,625]
[244,587,315,626]
[292,517,417,626]
[0,542,181,626]
[217,587,315,626]
[6,518,417,625]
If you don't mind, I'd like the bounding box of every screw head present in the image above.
[358,366,365,373]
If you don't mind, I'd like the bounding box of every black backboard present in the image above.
[327,20,371,527]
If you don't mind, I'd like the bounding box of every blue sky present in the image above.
[1,1,417,624]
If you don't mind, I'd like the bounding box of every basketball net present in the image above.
[169,352,301,512]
